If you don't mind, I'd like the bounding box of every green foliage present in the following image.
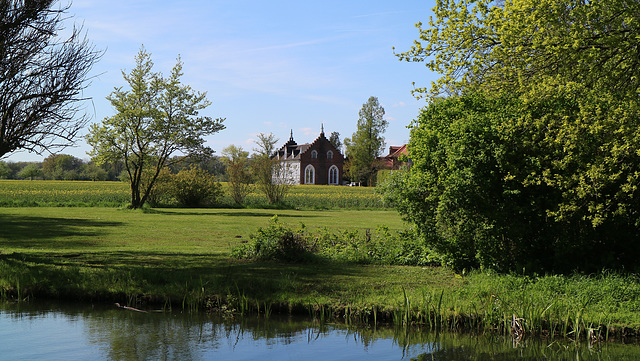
[392,0,640,273]
[252,133,290,204]
[17,163,42,180]
[398,0,640,100]
[233,216,438,266]
[42,154,83,180]
[344,96,388,185]
[231,215,316,262]
[169,166,223,207]
[221,145,251,204]
[328,131,342,151]
[0,161,11,179]
[386,92,640,273]
[143,167,174,207]
[80,163,108,181]
[375,169,398,188]
[316,226,439,266]
[86,47,225,209]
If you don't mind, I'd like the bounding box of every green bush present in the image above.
[383,92,640,273]
[232,216,440,266]
[169,166,223,207]
[231,215,316,262]
[315,226,438,266]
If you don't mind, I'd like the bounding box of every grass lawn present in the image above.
[2,207,640,339]
[0,207,454,308]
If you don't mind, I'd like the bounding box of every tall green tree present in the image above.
[344,96,388,185]
[388,0,640,272]
[86,47,225,209]
[18,163,42,180]
[328,131,342,152]
[0,161,11,179]
[42,154,83,180]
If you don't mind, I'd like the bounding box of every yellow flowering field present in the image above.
[238,184,386,209]
[0,180,130,206]
[0,180,387,208]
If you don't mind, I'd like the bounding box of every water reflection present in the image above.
[2,302,640,361]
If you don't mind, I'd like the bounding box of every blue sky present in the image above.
[6,0,437,162]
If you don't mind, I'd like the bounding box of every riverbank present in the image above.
[2,207,640,341]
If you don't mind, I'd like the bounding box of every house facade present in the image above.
[272,128,344,185]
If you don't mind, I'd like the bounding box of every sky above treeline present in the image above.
[6,0,437,162]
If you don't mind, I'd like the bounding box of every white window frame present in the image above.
[311,150,318,159]
[327,150,333,159]
[328,165,339,185]
[304,164,315,184]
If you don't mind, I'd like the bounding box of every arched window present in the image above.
[311,150,318,159]
[304,165,315,184]
[327,150,333,159]
[328,165,339,185]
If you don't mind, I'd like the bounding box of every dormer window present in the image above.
[327,150,333,159]
[311,150,318,159]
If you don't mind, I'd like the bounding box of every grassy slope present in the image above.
[2,207,640,338]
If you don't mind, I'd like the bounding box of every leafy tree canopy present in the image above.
[389,0,640,273]
[344,96,388,185]
[398,0,640,100]
[87,47,224,209]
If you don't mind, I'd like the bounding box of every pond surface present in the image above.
[2,302,640,360]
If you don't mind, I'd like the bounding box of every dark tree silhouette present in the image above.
[0,0,101,158]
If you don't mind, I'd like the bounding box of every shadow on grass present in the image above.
[145,209,324,219]
[0,214,123,249]
[0,250,370,304]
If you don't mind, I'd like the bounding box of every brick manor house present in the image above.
[271,127,344,185]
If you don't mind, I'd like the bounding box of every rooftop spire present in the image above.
[320,123,324,136]
[289,129,294,142]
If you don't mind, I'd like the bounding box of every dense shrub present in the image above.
[381,92,640,273]
[169,166,223,207]
[232,216,439,266]
[315,225,437,266]
[231,215,316,262]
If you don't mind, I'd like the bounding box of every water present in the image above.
[1,302,640,361]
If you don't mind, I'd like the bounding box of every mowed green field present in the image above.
[0,180,385,208]
[0,207,406,254]
[0,206,451,314]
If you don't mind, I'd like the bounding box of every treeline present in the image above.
[0,154,227,182]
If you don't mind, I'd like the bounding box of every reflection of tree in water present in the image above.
[85,310,205,360]
[5,302,638,361]
[84,311,349,360]
[410,333,640,361]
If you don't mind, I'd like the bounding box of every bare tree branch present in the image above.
[0,0,102,158]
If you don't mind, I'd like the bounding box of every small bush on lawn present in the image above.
[232,216,441,266]
[231,215,317,262]
[170,166,223,207]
